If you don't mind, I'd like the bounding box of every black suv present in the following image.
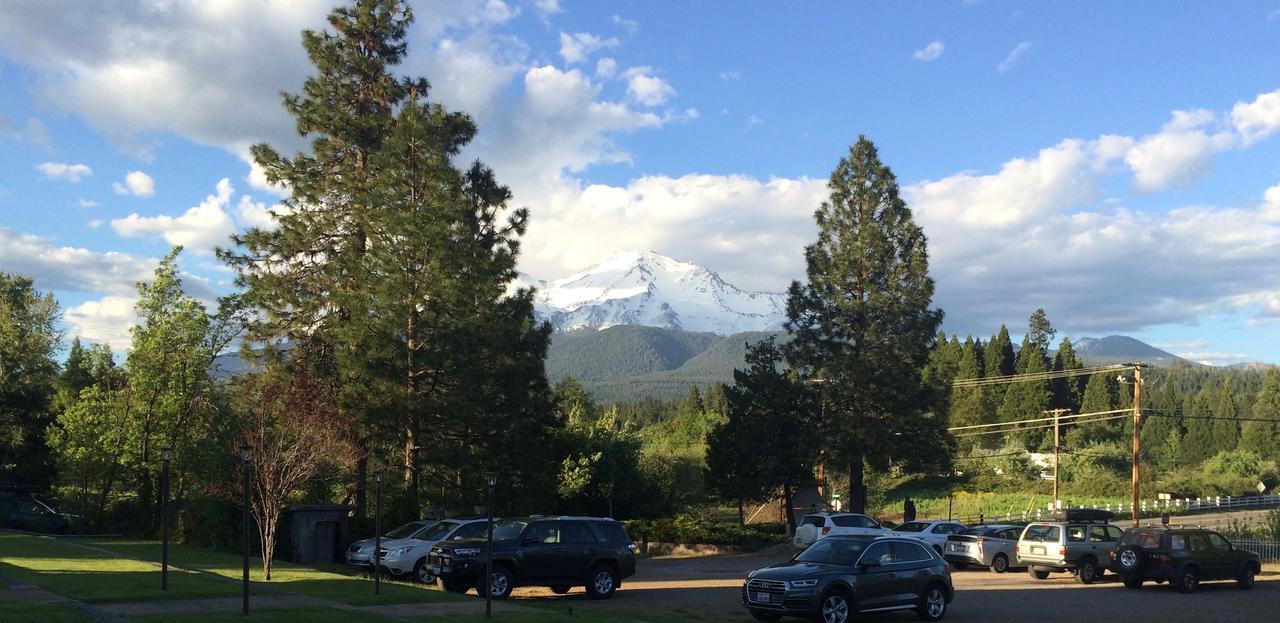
[1109,526,1261,593]
[0,485,71,534]
[427,516,637,600]
[742,535,954,623]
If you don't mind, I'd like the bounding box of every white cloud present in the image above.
[595,57,617,79]
[624,67,675,106]
[1179,351,1256,365]
[76,198,99,208]
[1124,109,1236,192]
[1152,340,1209,350]
[37,162,92,182]
[997,41,1032,73]
[234,195,288,231]
[111,179,236,253]
[913,40,945,62]
[558,32,618,65]
[719,71,741,81]
[0,227,162,297]
[112,171,155,197]
[64,296,138,350]
[1263,183,1280,222]
[534,0,561,17]
[87,219,103,229]
[610,14,639,34]
[1232,89,1280,145]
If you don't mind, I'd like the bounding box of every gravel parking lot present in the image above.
[511,546,1279,622]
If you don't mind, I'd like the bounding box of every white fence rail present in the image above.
[1233,540,1280,562]
[944,494,1280,526]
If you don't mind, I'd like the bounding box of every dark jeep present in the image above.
[1109,526,1261,593]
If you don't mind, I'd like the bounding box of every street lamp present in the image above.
[161,447,172,591]
[240,443,251,616]
[374,471,382,596]
[484,471,497,619]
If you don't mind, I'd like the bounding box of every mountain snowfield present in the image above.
[515,251,787,334]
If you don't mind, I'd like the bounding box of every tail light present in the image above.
[1108,549,1115,558]
[1059,546,1067,557]
[821,526,831,536]
[1015,545,1020,555]
[1157,554,1171,566]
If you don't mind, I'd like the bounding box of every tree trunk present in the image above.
[738,498,745,526]
[781,480,796,537]
[848,443,866,514]
[260,509,276,581]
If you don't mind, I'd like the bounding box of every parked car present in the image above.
[742,535,954,623]
[427,516,637,600]
[793,512,889,548]
[0,486,73,534]
[891,520,968,554]
[373,517,493,583]
[1016,509,1123,584]
[346,520,438,569]
[943,524,1024,572]
[1109,526,1261,593]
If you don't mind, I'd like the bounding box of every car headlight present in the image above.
[789,579,819,588]
[388,547,411,558]
[454,547,481,558]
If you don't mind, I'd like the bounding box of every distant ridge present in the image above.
[1071,335,1196,368]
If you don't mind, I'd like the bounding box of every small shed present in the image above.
[279,504,352,565]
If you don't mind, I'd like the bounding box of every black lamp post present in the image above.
[374,471,382,596]
[484,471,497,618]
[240,443,251,616]
[161,447,172,591]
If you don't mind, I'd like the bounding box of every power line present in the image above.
[952,364,1129,388]
[948,408,1131,432]
[952,413,1131,438]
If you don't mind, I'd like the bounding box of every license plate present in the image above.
[751,592,772,604]
[1031,546,1045,555]
[948,543,963,551]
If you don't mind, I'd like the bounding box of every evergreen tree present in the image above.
[949,337,992,451]
[678,385,706,420]
[55,338,94,411]
[1051,337,1084,412]
[785,136,948,513]
[1211,378,1240,452]
[1181,390,1216,465]
[998,312,1053,450]
[984,325,1015,377]
[1068,372,1121,446]
[1242,368,1280,460]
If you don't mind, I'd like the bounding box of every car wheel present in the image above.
[1028,567,1050,580]
[441,578,470,594]
[1123,576,1143,589]
[750,610,783,622]
[1075,559,1099,585]
[816,589,851,623]
[915,583,948,622]
[550,585,572,594]
[484,566,513,600]
[1238,563,1257,590]
[413,559,434,584]
[586,564,618,600]
[990,554,1009,574]
[1175,566,1199,594]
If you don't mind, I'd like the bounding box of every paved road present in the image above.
[511,546,1278,622]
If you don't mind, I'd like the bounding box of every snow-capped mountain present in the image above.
[515,251,787,334]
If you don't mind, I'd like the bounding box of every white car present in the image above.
[352,517,492,583]
[890,520,968,554]
[793,512,889,548]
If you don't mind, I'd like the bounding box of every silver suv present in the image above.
[1016,510,1124,584]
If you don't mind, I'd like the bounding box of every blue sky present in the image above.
[1,0,1279,365]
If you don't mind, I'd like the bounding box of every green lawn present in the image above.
[0,593,92,623]
[131,607,396,623]
[0,533,240,604]
[68,538,460,606]
[416,611,730,623]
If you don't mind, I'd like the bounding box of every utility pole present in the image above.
[1044,409,1071,507]
[1130,363,1143,527]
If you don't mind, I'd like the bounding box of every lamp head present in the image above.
[239,443,251,462]
[485,471,498,487]
[162,447,172,461]
[374,472,382,484]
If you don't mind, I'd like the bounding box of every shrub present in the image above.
[180,496,242,551]
[625,513,787,547]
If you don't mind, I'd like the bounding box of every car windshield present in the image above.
[384,522,429,540]
[1023,525,1061,542]
[893,522,929,533]
[490,520,529,541]
[1118,530,1165,550]
[795,538,867,565]
[417,521,459,541]
[960,527,995,536]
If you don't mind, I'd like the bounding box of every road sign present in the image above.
[1158,493,1171,501]
[1259,482,1267,494]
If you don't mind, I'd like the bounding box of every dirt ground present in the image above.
[510,545,1280,622]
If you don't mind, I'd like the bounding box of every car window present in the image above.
[1106,527,1125,541]
[998,528,1020,540]
[832,515,855,528]
[1187,533,1210,553]
[1067,526,1086,542]
[891,541,931,562]
[16,500,44,515]
[561,522,597,544]
[491,520,529,541]
[526,522,561,544]
[418,521,459,541]
[796,538,867,565]
[933,523,962,534]
[801,515,826,528]
[1088,526,1109,542]
[860,542,894,565]
[893,522,929,533]
[593,522,631,544]
[1120,529,1164,550]
[1208,533,1232,552]
[452,522,488,539]
[1023,525,1061,542]
[1169,534,1186,551]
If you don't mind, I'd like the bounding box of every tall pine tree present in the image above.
[1242,368,1280,460]
[785,136,949,513]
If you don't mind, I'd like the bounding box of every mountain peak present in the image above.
[526,250,785,334]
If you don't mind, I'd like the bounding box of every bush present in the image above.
[625,513,787,547]
[180,496,243,551]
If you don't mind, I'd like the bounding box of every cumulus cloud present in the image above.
[111,179,237,253]
[534,0,561,17]
[1124,109,1236,192]
[113,171,155,197]
[76,198,99,208]
[624,67,675,106]
[64,296,139,350]
[595,57,618,79]
[0,227,159,296]
[1152,340,1210,350]
[913,41,945,62]
[997,41,1032,73]
[37,162,92,182]
[720,71,741,81]
[1232,89,1280,145]
[610,14,639,34]
[558,32,618,64]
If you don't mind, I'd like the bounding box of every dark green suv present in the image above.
[1108,526,1260,593]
